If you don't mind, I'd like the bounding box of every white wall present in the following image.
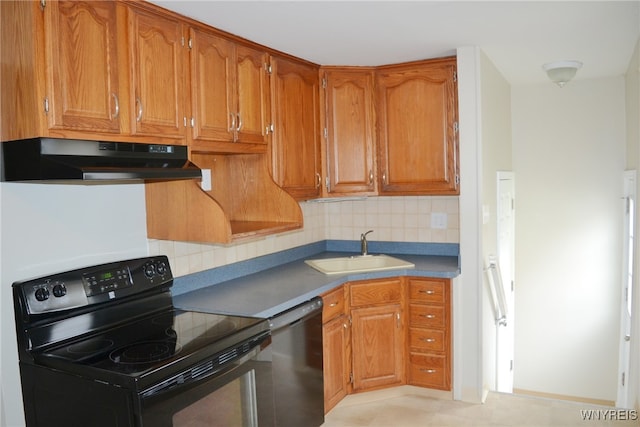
[512,77,626,402]
[625,37,640,411]
[479,50,512,394]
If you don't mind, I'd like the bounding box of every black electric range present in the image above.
[13,256,274,427]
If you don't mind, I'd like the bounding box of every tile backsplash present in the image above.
[148,196,459,277]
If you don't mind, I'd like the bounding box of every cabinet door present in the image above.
[323,69,376,195]
[235,45,269,145]
[270,56,321,200]
[351,304,404,391]
[376,58,458,194]
[189,27,235,143]
[322,314,350,413]
[129,6,185,139]
[45,1,120,133]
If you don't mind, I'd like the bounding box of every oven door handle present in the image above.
[141,345,261,399]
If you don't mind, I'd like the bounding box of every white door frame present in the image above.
[617,170,636,408]
[496,171,515,393]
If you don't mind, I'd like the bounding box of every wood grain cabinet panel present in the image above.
[45,1,121,134]
[270,56,321,200]
[321,286,350,413]
[128,5,186,139]
[351,304,404,391]
[407,277,451,391]
[376,57,459,195]
[189,28,269,152]
[321,68,376,196]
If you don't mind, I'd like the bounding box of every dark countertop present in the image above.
[172,240,460,318]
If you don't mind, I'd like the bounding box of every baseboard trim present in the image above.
[512,388,615,407]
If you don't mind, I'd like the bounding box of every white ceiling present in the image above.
[152,1,640,85]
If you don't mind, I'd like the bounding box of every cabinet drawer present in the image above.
[409,305,445,328]
[350,278,401,307]
[322,286,346,322]
[409,353,448,389]
[409,328,446,353]
[408,279,445,304]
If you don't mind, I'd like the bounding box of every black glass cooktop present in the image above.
[38,308,268,377]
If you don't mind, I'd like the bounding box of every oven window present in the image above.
[173,370,258,427]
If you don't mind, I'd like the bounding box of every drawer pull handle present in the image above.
[423,314,436,319]
[329,302,338,307]
[420,369,437,374]
[421,338,436,343]
[419,290,435,295]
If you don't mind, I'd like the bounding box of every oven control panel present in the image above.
[14,256,173,315]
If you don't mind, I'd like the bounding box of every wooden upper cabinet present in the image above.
[189,28,269,152]
[376,57,459,195]
[128,5,186,139]
[321,68,376,196]
[44,1,120,133]
[270,56,321,200]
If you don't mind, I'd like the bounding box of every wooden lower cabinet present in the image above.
[321,277,451,413]
[407,277,451,391]
[351,303,404,391]
[322,313,350,413]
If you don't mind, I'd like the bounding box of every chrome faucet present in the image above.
[360,230,374,256]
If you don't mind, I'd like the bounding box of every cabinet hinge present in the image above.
[453,71,457,83]
[455,175,460,186]
[453,122,459,133]
[43,97,49,114]
[264,63,272,75]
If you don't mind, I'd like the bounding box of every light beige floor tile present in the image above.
[322,391,640,427]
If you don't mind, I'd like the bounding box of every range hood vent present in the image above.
[1,138,202,183]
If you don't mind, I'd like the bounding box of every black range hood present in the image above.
[0,137,202,183]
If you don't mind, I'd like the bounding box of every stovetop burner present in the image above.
[37,307,269,381]
[110,341,182,364]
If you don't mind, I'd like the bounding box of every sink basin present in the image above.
[305,254,415,275]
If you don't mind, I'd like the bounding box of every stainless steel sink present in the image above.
[304,254,415,275]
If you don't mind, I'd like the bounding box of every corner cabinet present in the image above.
[376,57,459,195]
[320,68,377,196]
[270,56,322,200]
[349,278,405,392]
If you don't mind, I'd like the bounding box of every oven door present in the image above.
[140,342,275,427]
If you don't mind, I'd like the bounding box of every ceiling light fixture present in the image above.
[542,60,583,87]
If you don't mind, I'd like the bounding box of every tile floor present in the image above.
[322,387,639,426]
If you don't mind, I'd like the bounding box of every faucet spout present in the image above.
[360,230,374,256]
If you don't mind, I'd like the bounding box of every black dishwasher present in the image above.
[268,297,324,427]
